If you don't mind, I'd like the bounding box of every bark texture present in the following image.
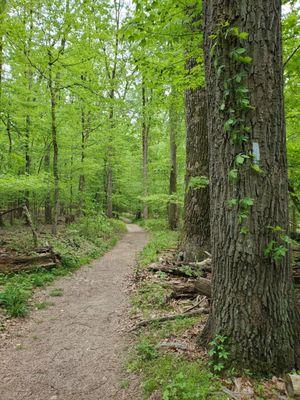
[181,85,210,261]
[204,0,299,374]
[168,89,178,230]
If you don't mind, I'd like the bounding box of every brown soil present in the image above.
[0,224,148,400]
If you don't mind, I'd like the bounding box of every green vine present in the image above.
[211,22,289,262]
[211,22,261,234]
[264,226,292,262]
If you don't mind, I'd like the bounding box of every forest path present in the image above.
[0,224,148,400]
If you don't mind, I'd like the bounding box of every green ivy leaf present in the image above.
[229,169,238,180]
[240,197,254,207]
[227,199,238,207]
[239,31,249,40]
[251,164,263,174]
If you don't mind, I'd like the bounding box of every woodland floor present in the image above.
[0,223,148,400]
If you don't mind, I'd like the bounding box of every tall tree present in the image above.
[141,81,150,219]
[181,85,209,260]
[203,0,299,373]
[181,4,210,261]
[168,88,179,230]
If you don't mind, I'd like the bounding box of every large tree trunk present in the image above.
[203,0,299,374]
[181,85,210,261]
[168,89,178,230]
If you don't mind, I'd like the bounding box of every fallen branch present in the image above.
[157,341,189,351]
[23,205,38,247]
[0,206,23,217]
[131,308,209,331]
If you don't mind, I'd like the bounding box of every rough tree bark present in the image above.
[203,0,299,374]
[181,84,210,261]
[168,89,178,230]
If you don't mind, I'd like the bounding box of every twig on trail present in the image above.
[131,308,209,332]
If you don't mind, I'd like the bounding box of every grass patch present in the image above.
[0,213,126,318]
[138,219,178,267]
[132,281,171,315]
[35,300,55,310]
[49,288,63,297]
[128,352,223,399]
[0,284,31,317]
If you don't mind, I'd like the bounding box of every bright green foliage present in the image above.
[129,353,222,400]
[0,283,31,317]
[0,215,125,317]
[138,219,178,266]
[188,176,209,190]
[208,335,229,373]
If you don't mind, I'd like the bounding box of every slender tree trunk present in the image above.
[168,89,178,230]
[142,83,149,219]
[6,114,12,159]
[106,103,114,219]
[70,151,74,215]
[203,0,299,374]
[49,66,59,235]
[79,107,86,195]
[24,113,31,210]
[181,86,210,261]
[24,7,33,210]
[44,144,52,224]
[0,0,5,107]
[106,156,113,218]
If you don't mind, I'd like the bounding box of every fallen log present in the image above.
[148,258,212,279]
[149,263,199,278]
[174,258,212,269]
[0,248,60,274]
[131,308,209,331]
[285,374,300,399]
[157,341,189,351]
[170,278,211,299]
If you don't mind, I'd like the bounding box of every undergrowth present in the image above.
[129,218,224,399]
[138,219,178,267]
[0,214,126,317]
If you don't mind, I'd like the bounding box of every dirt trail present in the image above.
[0,224,148,400]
